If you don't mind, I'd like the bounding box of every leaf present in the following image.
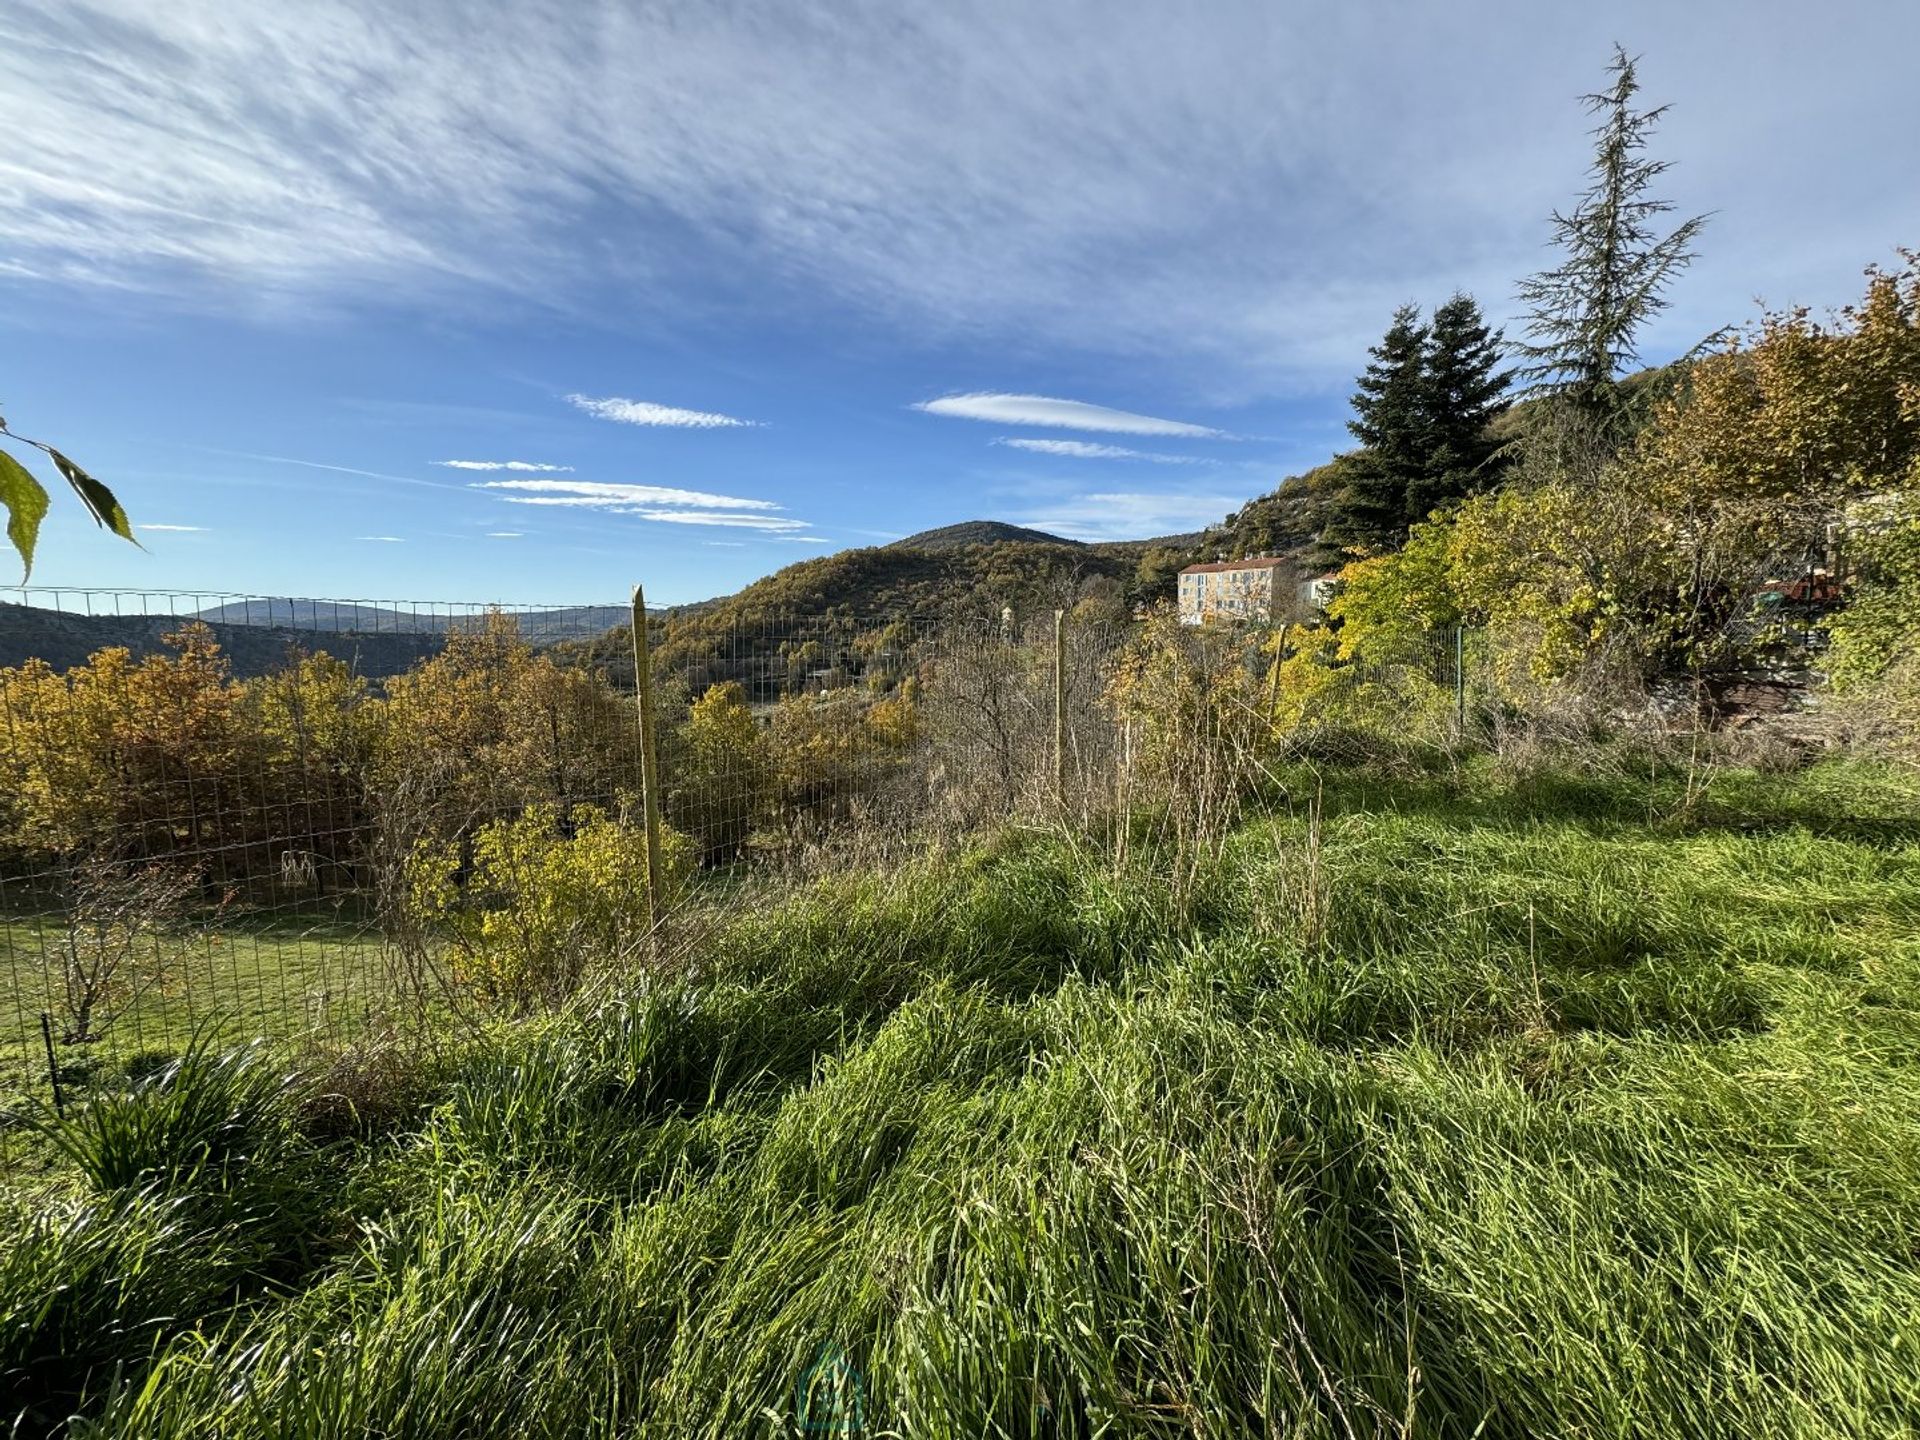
[0,446,51,580]
[47,448,137,544]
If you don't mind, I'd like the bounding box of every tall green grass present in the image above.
[5,758,1917,1437]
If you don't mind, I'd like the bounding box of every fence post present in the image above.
[40,1011,63,1114]
[1453,625,1467,738]
[1053,609,1067,804]
[1267,622,1290,732]
[630,586,666,929]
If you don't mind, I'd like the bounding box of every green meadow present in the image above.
[6,757,1920,1437]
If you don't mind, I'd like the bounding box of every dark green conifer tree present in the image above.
[1328,303,1429,553]
[1410,292,1513,522]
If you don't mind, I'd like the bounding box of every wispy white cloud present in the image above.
[434,459,573,472]
[1010,490,1239,543]
[475,479,779,510]
[917,394,1227,438]
[213,451,466,491]
[486,530,524,538]
[359,535,406,542]
[475,476,812,533]
[994,437,1209,463]
[626,510,810,531]
[566,395,761,429]
[137,522,206,532]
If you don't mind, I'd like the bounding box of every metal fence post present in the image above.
[1053,609,1067,804]
[40,1012,64,1114]
[630,586,666,929]
[1454,625,1467,738]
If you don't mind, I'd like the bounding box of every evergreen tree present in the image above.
[1516,47,1707,461]
[1331,303,1429,552]
[1411,293,1513,522]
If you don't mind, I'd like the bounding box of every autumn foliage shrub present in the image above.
[407,803,691,1009]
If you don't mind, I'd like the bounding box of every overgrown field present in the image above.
[6,758,1920,1437]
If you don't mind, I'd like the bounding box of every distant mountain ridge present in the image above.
[0,597,634,679]
[195,598,628,641]
[0,600,448,679]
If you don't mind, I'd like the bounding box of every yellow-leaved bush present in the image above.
[408,801,691,1009]
[1263,622,1455,740]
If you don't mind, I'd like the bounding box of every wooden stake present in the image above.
[630,586,666,930]
[1267,623,1290,731]
[1053,609,1067,805]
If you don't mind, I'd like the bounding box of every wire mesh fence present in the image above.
[0,584,1476,1168]
[0,590,651,1153]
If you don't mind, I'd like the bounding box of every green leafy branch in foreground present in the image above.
[0,410,138,580]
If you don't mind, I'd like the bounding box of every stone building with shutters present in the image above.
[1176,556,1292,625]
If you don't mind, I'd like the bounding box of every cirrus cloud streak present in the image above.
[434,459,574,472]
[994,437,1209,463]
[566,395,761,429]
[476,478,779,510]
[475,476,812,534]
[915,393,1227,438]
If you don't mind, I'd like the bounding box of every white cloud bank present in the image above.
[2,3,1914,391]
[917,394,1226,438]
[359,535,406,542]
[137,523,206,532]
[566,395,761,429]
[434,459,573,472]
[994,438,1208,463]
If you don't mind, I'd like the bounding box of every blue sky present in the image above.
[3,0,1915,607]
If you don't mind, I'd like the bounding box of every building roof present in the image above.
[1179,556,1290,575]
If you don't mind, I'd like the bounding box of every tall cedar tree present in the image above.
[1412,293,1513,522]
[1332,303,1430,552]
[1516,47,1706,458]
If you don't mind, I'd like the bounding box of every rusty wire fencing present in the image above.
[0,587,1130,1158]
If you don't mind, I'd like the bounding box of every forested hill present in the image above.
[510,536,1147,699]
[889,521,1078,550]
[649,538,1136,665]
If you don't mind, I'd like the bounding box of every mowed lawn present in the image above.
[6,756,1920,1437]
[1,910,391,1111]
